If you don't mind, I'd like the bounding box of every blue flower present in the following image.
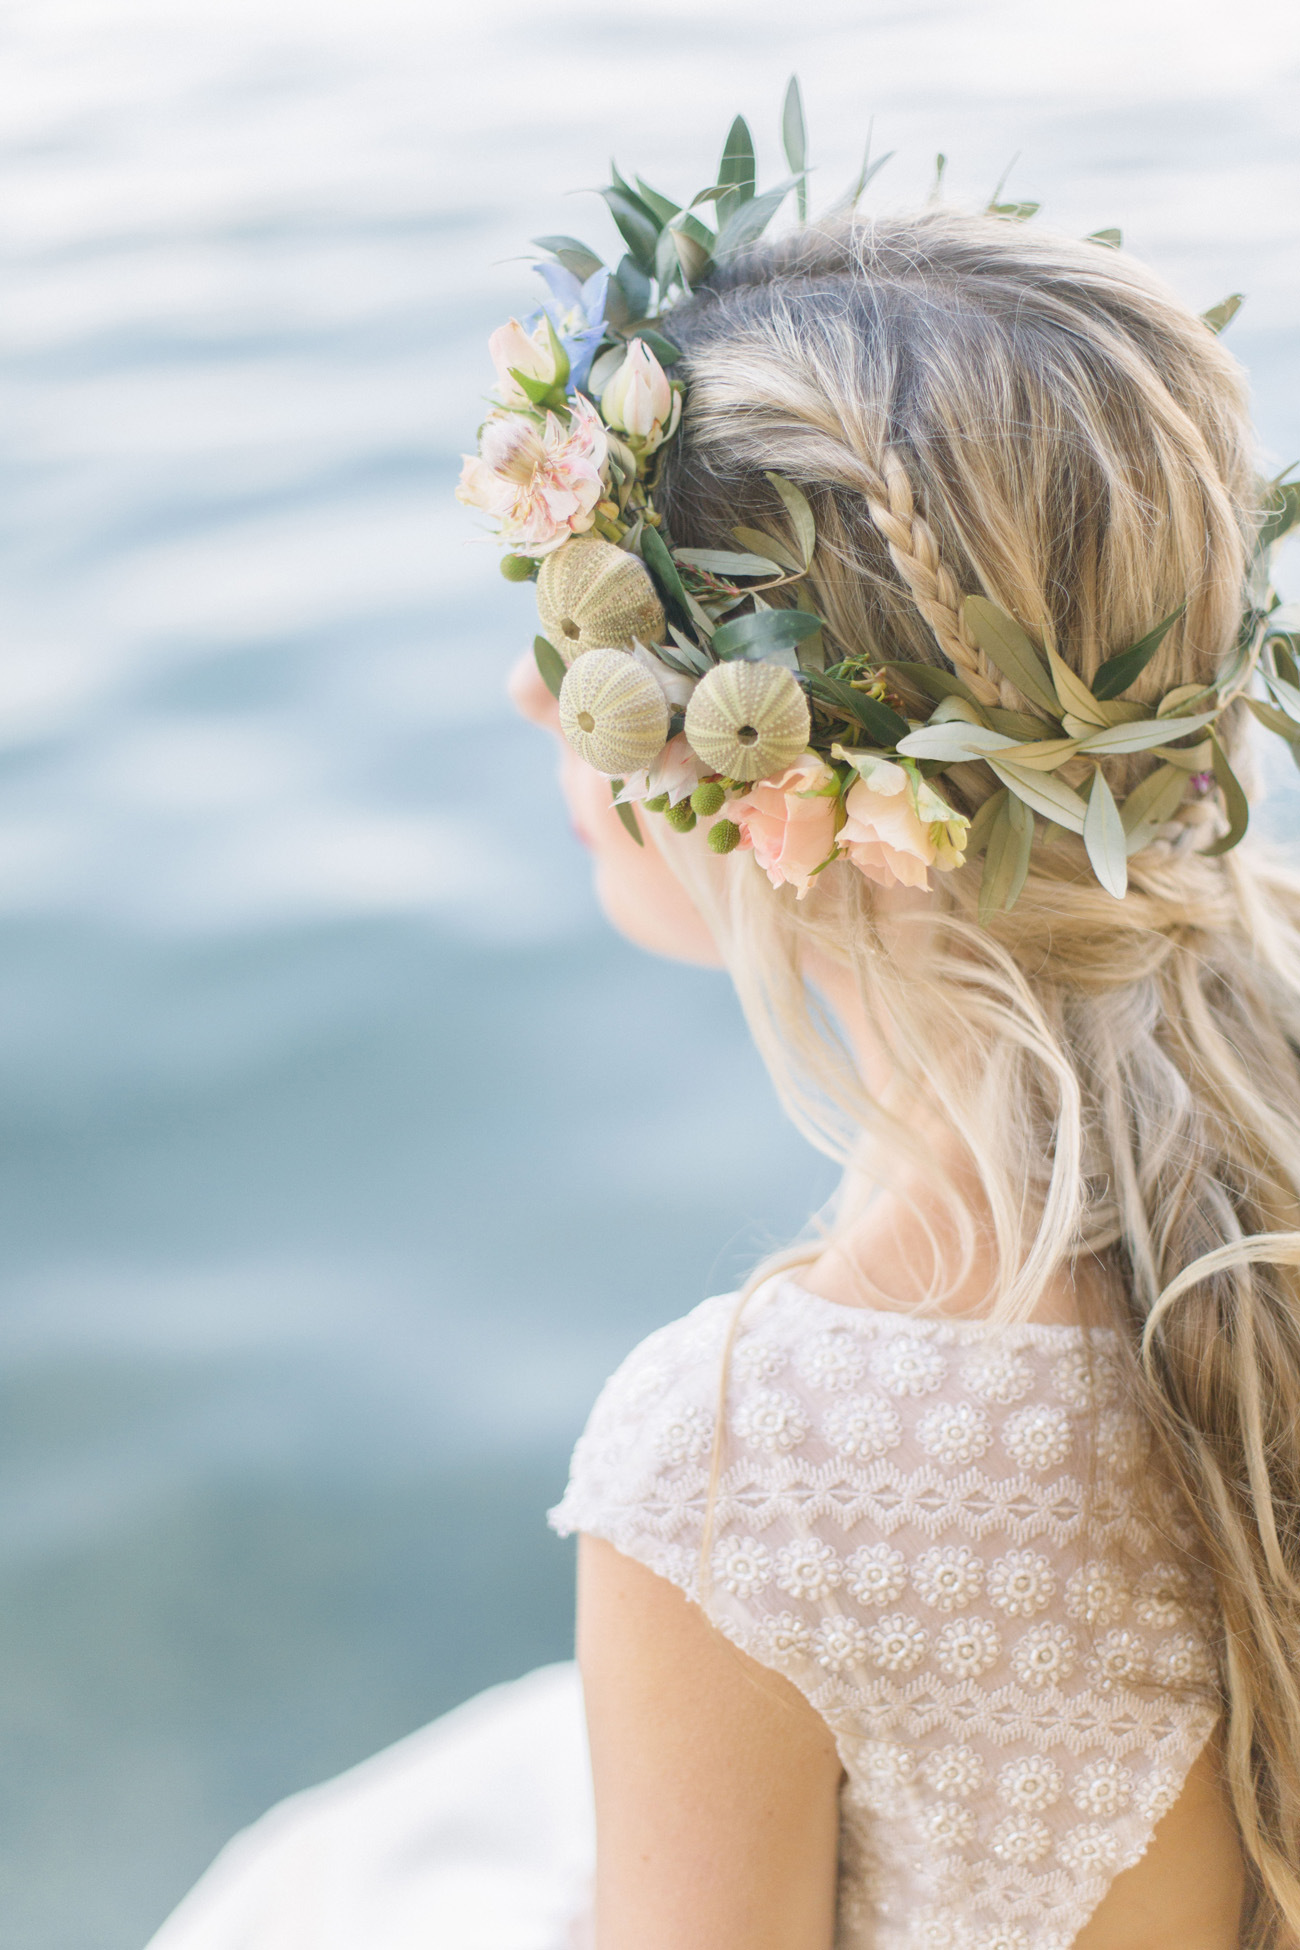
[529,261,610,395]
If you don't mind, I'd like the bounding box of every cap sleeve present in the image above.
[548,1293,739,1599]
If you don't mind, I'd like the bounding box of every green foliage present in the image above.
[1091,608,1184,699]
[712,608,823,662]
[533,636,566,699]
[612,795,645,846]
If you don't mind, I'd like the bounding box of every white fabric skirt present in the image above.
[145,1664,594,1950]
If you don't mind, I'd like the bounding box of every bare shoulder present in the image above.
[577,1534,842,1950]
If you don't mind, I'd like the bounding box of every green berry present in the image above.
[664,801,698,833]
[707,819,742,854]
[690,780,726,817]
[643,792,670,814]
[499,553,536,582]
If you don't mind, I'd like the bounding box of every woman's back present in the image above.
[556,1278,1241,1948]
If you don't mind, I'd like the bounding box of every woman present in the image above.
[150,181,1300,1947]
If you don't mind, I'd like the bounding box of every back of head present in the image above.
[657,209,1300,1947]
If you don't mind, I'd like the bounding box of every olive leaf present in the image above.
[764,472,816,568]
[1045,641,1107,725]
[829,130,894,213]
[714,181,797,257]
[805,671,909,743]
[532,235,605,280]
[1202,293,1244,335]
[1088,227,1122,249]
[965,786,1008,858]
[715,115,757,219]
[600,175,661,276]
[674,548,788,577]
[1120,762,1188,853]
[612,794,645,847]
[987,758,1088,834]
[897,721,1017,763]
[534,635,567,700]
[1259,479,1300,551]
[963,597,1060,714]
[979,792,1034,922]
[640,523,692,620]
[1247,695,1300,743]
[885,661,981,708]
[634,177,680,224]
[1083,767,1127,899]
[1202,731,1250,856]
[1075,711,1217,754]
[1091,608,1185,700]
[782,76,809,220]
[732,524,804,575]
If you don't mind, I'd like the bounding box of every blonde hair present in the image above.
[657,209,1300,1944]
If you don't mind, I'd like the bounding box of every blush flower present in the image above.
[457,398,608,558]
[600,338,682,453]
[836,755,969,891]
[728,753,838,898]
[488,315,567,407]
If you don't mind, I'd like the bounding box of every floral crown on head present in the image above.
[458,82,1300,918]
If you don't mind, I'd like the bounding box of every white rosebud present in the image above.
[600,339,681,453]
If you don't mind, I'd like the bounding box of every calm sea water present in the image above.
[3,1,1300,1943]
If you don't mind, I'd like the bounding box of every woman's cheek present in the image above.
[560,752,721,968]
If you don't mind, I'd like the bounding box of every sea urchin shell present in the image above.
[537,536,666,662]
[684,660,811,781]
[559,648,670,776]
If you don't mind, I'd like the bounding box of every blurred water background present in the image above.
[4,0,1300,1942]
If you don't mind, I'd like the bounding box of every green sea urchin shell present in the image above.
[558,649,670,776]
[684,661,811,781]
[536,536,666,662]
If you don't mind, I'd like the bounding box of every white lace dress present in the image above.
[147,1277,1220,1950]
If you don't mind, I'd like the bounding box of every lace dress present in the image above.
[551,1277,1220,1950]
[146,1276,1219,1950]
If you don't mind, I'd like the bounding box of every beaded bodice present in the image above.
[550,1278,1220,1950]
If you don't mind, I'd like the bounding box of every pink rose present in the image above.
[841,762,936,889]
[729,754,838,898]
[456,397,608,557]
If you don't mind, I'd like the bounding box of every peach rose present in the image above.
[729,753,838,898]
[840,760,937,889]
[456,397,608,557]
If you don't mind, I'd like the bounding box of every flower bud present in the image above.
[500,553,536,581]
[663,801,697,833]
[707,819,742,854]
[690,780,726,816]
[600,339,682,454]
[488,315,568,408]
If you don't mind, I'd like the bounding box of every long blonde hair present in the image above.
[656,209,1300,1945]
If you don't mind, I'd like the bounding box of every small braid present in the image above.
[860,450,1002,706]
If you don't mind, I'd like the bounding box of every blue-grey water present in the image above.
[4,1,1300,1944]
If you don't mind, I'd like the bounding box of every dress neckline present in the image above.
[762,1271,1109,1342]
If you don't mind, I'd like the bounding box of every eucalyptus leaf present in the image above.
[1075,711,1217,754]
[1091,608,1185,699]
[963,597,1060,714]
[612,795,644,846]
[673,548,786,577]
[1202,293,1244,335]
[534,635,567,700]
[712,608,824,660]
[987,759,1087,834]
[1202,731,1250,855]
[1088,227,1122,249]
[979,792,1034,922]
[613,255,652,321]
[1082,767,1128,898]
[732,524,803,574]
[782,76,808,220]
[532,235,606,281]
[763,472,816,567]
[885,661,980,708]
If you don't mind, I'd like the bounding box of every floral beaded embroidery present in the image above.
[551,1282,1220,1950]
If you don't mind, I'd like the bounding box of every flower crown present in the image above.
[459,83,1300,917]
